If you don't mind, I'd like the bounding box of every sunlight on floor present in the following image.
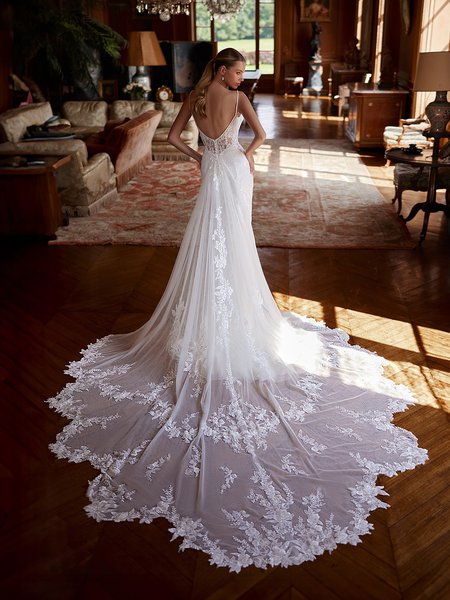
[254,142,398,189]
[299,113,343,122]
[273,292,447,411]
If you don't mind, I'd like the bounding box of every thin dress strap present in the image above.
[234,90,239,116]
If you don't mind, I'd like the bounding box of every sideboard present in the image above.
[346,83,409,148]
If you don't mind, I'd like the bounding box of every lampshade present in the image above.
[414,51,450,91]
[126,31,166,66]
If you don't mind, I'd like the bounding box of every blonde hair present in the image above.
[192,48,245,118]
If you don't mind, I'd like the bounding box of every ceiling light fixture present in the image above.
[136,1,192,22]
[203,0,246,20]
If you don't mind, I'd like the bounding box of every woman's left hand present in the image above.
[245,151,255,175]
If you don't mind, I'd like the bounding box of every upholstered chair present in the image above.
[392,164,450,215]
[0,101,117,217]
[110,99,199,160]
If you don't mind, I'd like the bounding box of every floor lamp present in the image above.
[413,51,450,158]
[126,31,166,93]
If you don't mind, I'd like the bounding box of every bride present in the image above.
[48,48,427,572]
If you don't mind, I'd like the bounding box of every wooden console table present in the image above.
[330,63,366,98]
[386,146,450,242]
[0,155,71,237]
[346,84,409,148]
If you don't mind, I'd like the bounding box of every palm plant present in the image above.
[12,0,126,106]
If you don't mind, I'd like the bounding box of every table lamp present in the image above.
[413,51,450,139]
[125,31,166,92]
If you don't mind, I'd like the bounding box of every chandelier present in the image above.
[135,1,192,21]
[204,0,246,20]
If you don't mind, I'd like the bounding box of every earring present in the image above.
[221,76,225,81]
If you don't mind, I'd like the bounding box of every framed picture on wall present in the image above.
[300,0,332,22]
[98,79,118,103]
[172,42,215,93]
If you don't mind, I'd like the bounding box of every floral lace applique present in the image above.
[213,204,233,350]
[146,453,171,481]
[185,446,202,477]
[51,437,148,476]
[281,454,307,475]
[326,424,363,442]
[220,466,237,494]
[167,300,186,357]
[164,412,200,443]
[339,407,394,431]
[204,395,279,453]
[297,431,327,454]
[200,115,242,155]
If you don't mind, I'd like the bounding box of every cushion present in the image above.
[156,101,182,128]
[110,100,155,120]
[62,101,108,127]
[153,127,194,143]
[0,102,53,143]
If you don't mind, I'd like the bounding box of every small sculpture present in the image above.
[309,22,322,61]
[304,22,323,95]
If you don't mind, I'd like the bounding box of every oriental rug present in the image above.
[50,138,413,248]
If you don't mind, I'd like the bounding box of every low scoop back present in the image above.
[193,89,240,141]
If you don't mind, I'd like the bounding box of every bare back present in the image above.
[192,85,239,140]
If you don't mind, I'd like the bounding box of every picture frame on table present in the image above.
[98,79,118,103]
[300,0,332,22]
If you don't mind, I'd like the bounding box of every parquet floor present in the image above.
[1,95,449,600]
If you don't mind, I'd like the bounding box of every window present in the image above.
[195,0,275,74]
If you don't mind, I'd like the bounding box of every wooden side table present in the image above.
[386,146,450,242]
[346,83,409,148]
[0,155,71,237]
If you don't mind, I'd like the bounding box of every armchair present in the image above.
[109,99,198,161]
[0,101,117,217]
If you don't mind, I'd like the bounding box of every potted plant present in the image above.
[11,0,126,108]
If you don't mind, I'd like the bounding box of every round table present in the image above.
[385,146,450,242]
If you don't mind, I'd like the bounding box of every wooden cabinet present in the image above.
[330,63,366,98]
[346,84,409,148]
[0,155,70,236]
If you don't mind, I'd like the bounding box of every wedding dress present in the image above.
[48,95,427,572]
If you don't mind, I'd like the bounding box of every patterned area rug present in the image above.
[50,138,413,248]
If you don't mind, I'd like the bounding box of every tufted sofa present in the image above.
[62,100,108,138]
[62,100,198,160]
[0,101,117,216]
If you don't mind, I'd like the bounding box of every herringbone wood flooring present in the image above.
[1,95,449,600]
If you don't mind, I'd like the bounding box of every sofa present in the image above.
[0,101,117,217]
[85,109,162,189]
[62,100,198,160]
[62,100,108,138]
[150,100,199,160]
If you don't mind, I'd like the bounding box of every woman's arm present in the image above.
[238,91,266,174]
[167,96,203,163]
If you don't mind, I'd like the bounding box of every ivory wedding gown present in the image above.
[48,99,427,572]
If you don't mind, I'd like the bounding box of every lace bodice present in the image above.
[199,114,244,155]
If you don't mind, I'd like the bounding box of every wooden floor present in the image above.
[1,95,449,600]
